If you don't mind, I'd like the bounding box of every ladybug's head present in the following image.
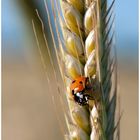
[73,91,88,106]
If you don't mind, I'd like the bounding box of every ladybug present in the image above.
[70,76,94,106]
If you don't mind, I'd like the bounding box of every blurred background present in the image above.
[2,0,138,140]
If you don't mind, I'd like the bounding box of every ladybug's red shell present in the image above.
[70,76,86,93]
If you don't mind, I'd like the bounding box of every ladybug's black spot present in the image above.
[72,90,74,95]
[72,80,76,83]
[79,81,83,84]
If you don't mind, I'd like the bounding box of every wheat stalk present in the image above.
[33,0,120,140]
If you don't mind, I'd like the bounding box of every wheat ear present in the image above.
[49,0,120,140]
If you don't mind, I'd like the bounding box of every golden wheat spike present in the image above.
[46,0,120,139]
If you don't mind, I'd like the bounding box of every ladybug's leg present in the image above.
[85,77,93,90]
[84,94,95,100]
